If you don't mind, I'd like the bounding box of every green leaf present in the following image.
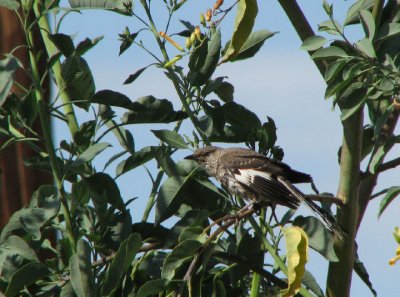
[368,144,387,174]
[324,59,347,82]
[76,36,104,56]
[155,173,194,225]
[0,236,38,262]
[354,253,377,296]
[378,186,400,218]
[344,0,369,25]
[0,56,18,107]
[85,172,125,210]
[71,142,111,167]
[49,33,75,57]
[60,283,75,297]
[359,9,375,40]
[223,102,261,128]
[74,120,96,149]
[282,227,308,297]
[318,19,343,35]
[5,262,50,297]
[119,31,139,56]
[122,96,187,124]
[302,270,324,297]
[227,29,276,61]
[136,279,182,297]
[300,35,327,51]
[19,185,60,240]
[221,0,258,63]
[355,38,376,58]
[162,240,203,279]
[259,117,277,152]
[151,129,188,149]
[214,82,234,102]
[116,146,158,177]
[184,178,229,218]
[69,239,96,297]
[61,56,95,110]
[0,0,19,9]
[123,66,148,85]
[376,23,400,42]
[68,0,133,15]
[192,29,221,86]
[293,216,338,262]
[312,46,349,59]
[100,233,142,297]
[91,89,132,109]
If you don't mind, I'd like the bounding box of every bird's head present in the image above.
[185,146,222,174]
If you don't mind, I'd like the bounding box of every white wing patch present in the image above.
[235,169,274,184]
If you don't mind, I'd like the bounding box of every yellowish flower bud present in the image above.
[185,37,192,50]
[200,13,206,26]
[159,31,184,52]
[164,55,183,68]
[213,0,224,10]
[194,26,202,41]
[205,9,212,22]
[190,32,197,44]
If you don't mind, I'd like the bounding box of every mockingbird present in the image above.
[185,146,343,238]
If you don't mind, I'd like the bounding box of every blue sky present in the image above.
[55,0,400,295]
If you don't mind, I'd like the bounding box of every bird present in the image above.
[185,146,344,239]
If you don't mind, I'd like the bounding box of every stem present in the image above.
[33,1,79,137]
[139,0,210,145]
[249,270,261,297]
[326,109,364,297]
[141,170,164,222]
[26,24,77,251]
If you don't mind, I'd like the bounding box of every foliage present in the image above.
[0,0,399,297]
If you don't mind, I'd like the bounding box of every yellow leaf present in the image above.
[282,226,309,297]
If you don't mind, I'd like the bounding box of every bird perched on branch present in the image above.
[185,146,343,239]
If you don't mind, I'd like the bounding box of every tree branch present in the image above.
[326,109,364,297]
[375,156,400,174]
[277,0,327,75]
[213,251,287,288]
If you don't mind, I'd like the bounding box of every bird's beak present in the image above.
[184,154,195,160]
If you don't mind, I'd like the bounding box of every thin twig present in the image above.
[306,194,344,207]
[375,156,400,174]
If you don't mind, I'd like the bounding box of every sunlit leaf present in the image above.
[282,227,308,297]
[221,0,258,62]
[301,35,327,51]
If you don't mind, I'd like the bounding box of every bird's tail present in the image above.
[277,176,345,240]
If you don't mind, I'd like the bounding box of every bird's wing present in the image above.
[220,148,312,183]
[234,169,300,208]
